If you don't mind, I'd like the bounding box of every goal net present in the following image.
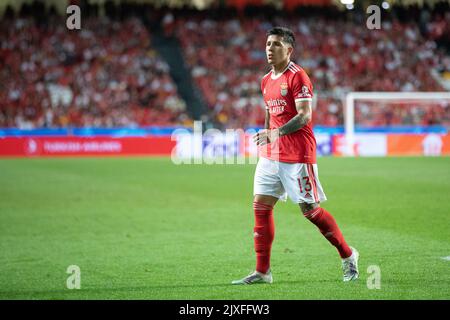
[343,92,450,156]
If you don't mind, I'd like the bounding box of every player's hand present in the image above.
[253,129,280,146]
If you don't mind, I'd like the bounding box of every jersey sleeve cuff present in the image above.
[295,98,313,102]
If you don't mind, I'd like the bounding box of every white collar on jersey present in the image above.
[271,61,293,80]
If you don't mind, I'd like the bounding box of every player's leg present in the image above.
[253,194,277,275]
[231,194,277,285]
[254,194,278,207]
[300,202,352,260]
[232,158,285,285]
[300,202,359,281]
[280,162,359,281]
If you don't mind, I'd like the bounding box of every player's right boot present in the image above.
[342,246,359,282]
[231,270,273,285]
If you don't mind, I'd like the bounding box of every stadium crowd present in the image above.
[0,15,189,129]
[174,11,449,128]
[0,2,449,129]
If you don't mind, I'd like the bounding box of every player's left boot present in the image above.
[342,246,359,282]
[231,270,273,285]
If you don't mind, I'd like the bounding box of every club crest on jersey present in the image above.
[280,83,288,96]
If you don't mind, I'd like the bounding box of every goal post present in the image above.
[344,92,450,156]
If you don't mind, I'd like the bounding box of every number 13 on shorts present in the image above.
[253,158,327,204]
[298,176,312,193]
[295,164,327,204]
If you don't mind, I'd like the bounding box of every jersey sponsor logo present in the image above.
[266,99,287,107]
[269,105,284,114]
[280,82,288,96]
[266,98,287,114]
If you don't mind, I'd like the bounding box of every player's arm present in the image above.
[254,100,312,146]
[264,107,270,129]
[278,100,311,136]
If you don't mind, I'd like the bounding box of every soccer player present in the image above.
[232,27,359,285]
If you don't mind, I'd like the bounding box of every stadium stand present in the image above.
[0,14,190,128]
[174,7,449,128]
[0,0,449,129]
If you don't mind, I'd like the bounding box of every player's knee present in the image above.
[300,202,320,215]
[253,194,277,207]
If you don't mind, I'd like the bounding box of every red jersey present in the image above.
[260,61,316,163]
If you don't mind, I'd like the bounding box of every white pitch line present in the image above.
[440,256,450,261]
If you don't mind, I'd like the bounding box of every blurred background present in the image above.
[0,0,449,157]
[1,1,450,301]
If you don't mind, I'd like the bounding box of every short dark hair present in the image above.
[266,27,295,48]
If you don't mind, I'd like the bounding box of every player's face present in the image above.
[266,35,292,66]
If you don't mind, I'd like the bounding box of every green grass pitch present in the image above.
[0,156,449,299]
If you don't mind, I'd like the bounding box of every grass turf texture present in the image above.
[0,157,449,300]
